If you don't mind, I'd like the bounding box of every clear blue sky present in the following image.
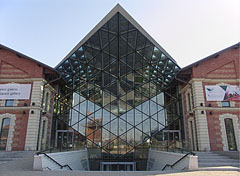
[0,0,239,68]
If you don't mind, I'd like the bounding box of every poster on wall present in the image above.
[205,85,240,101]
[0,84,31,99]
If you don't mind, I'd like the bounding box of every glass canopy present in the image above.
[54,11,182,167]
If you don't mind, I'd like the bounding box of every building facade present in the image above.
[179,43,240,152]
[0,44,58,151]
[0,4,239,171]
[52,5,183,170]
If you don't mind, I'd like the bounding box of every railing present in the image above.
[162,151,195,171]
[37,149,72,170]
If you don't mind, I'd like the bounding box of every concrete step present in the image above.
[198,166,239,171]
[199,163,240,167]
[197,156,231,159]
[0,161,7,165]
[0,158,17,161]
[199,159,239,163]
[195,153,224,156]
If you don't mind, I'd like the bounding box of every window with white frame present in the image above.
[185,89,192,112]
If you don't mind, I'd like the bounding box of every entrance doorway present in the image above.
[162,130,181,149]
[224,118,237,151]
[100,162,136,171]
[56,130,74,150]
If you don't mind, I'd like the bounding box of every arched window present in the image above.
[0,118,11,150]
[224,118,237,151]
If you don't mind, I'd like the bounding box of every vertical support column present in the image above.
[25,80,44,150]
[192,80,210,151]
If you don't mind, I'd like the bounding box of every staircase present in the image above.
[195,151,239,170]
[0,151,36,165]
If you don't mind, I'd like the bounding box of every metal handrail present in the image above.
[162,151,195,171]
[36,148,55,155]
[37,151,72,170]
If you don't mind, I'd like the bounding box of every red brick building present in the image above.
[1,42,239,153]
[178,43,240,151]
[0,44,58,151]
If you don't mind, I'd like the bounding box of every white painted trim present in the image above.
[191,81,210,151]
[39,116,48,150]
[25,80,44,150]
[188,117,197,151]
[189,78,240,83]
[185,88,193,112]
[219,113,240,151]
[0,78,46,82]
[0,113,16,151]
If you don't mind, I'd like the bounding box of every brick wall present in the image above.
[180,46,240,151]
[0,47,57,151]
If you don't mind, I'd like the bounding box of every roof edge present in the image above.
[55,4,177,68]
[181,42,240,72]
[0,43,57,73]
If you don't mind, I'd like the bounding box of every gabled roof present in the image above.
[56,4,176,68]
[181,42,240,72]
[0,43,57,74]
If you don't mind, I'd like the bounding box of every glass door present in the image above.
[100,162,136,171]
[56,130,74,151]
[163,130,181,150]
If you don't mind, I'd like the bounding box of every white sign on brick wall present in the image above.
[205,85,240,101]
[0,84,31,99]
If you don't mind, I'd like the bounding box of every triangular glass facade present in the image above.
[53,9,183,169]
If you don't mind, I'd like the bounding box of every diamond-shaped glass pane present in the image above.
[55,11,182,158]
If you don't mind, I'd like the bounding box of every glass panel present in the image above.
[5,100,14,107]
[103,91,116,106]
[151,118,159,134]
[119,118,127,136]
[73,93,85,106]
[105,100,118,116]
[135,109,142,126]
[55,10,182,159]
[222,101,230,107]
[126,129,134,146]
[135,128,143,145]
[156,93,164,106]
[0,118,11,150]
[110,117,118,136]
[158,110,166,126]
[224,118,237,151]
[126,109,134,127]
[103,109,111,125]
[143,119,150,136]
[73,101,87,115]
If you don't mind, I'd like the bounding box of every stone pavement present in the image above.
[0,151,239,176]
[0,151,36,165]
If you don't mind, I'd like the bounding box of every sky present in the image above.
[0,0,239,68]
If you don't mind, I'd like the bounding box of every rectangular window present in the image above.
[187,93,192,111]
[44,93,49,112]
[5,100,14,107]
[222,101,230,107]
[41,120,46,139]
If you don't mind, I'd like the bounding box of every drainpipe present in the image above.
[36,76,62,151]
[175,76,199,151]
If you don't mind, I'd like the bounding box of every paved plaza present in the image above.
[0,151,239,176]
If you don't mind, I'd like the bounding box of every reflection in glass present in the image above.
[54,12,182,163]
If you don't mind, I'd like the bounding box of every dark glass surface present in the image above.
[224,118,237,151]
[54,12,182,160]
[0,118,11,150]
